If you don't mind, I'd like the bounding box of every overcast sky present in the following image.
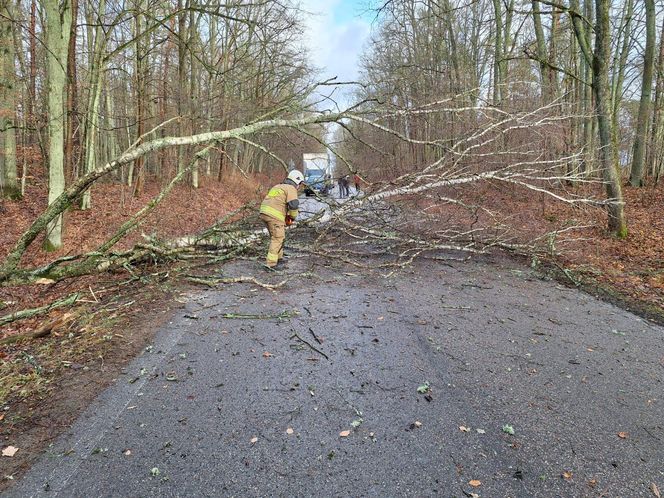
[299,0,373,108]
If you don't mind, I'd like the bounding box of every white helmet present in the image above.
[287,170,305,185]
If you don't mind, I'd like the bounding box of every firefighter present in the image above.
[259,170,304,269]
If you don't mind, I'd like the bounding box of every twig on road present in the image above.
[308,327,323,344]
[220,310,297,320]
[290,329,329,360]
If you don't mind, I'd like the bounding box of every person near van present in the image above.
[341,175,350,197]
[353,174,361,193]
[337,176,345,198]
[259,170,303,269]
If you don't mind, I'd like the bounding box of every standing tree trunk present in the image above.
[44,0,73,251]
[491,0,503,105]
[133,0,147,197]
[80,0,107,209]
[188,8,199,188]
[648,18,664,183]
[610,0,633,166]
[0,0,19,199]
[593,0,627,236]
[28,0,36,137]
[176,0,188,174]
[531,0,553,103]
[629,0,655,186]
[64,0,78,183]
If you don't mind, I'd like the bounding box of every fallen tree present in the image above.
[0,111,349,285]
[1,96,611,293]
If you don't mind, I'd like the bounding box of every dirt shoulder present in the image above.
[0,269,185,489]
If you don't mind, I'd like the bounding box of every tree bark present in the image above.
[64,0,78,183]
[0,0,19,199]
[176,0,188,173]
[80,0,107,209]
[610,0,633,164]
[592,0,627,236]
[629,0,655,186]
[531,0,551,102]
[44,0,73,251]
[648,18,664,183]
[133,0,147,197]
[491,0,503,105]
[28,0,36,133]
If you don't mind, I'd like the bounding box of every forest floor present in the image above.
[1,175,663,490]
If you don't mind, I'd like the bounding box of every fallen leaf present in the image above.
[502,424,515,435]
[262,351,273,358]
[250,437,258,444]
[150,467,160,477]
[562,471,573,480]
[652,482,661,498]
[417,381,431,394]
[587,479,597,488]
[617,431,628,439]
[468,479,481,487]
[339,430,351,437]
[2,446,18,457]
[286,428,294,435]
[459,426,471,432]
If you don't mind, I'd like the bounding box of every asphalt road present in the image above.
[5,245,664,497]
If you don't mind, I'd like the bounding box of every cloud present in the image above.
[299,0,371,83]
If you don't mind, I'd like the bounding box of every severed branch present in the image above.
[186,272,308,291]
[0,293,80,330]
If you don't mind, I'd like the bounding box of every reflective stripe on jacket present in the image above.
[260,183,298,222]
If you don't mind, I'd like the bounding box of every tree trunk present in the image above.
[531,0,552,103]
[648,18,664,183]
[64,0,78,183]
[593,0,627,237]
[133,0,146,197]
[80,0,107,209]
[0,0,19,199]
[629,0,655,186]
[491,0,503,105]
[610,0,633,165]
[28,0,36,135]
[176,0,187,173]
[189,7,198,188]
[44,0,73,251]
